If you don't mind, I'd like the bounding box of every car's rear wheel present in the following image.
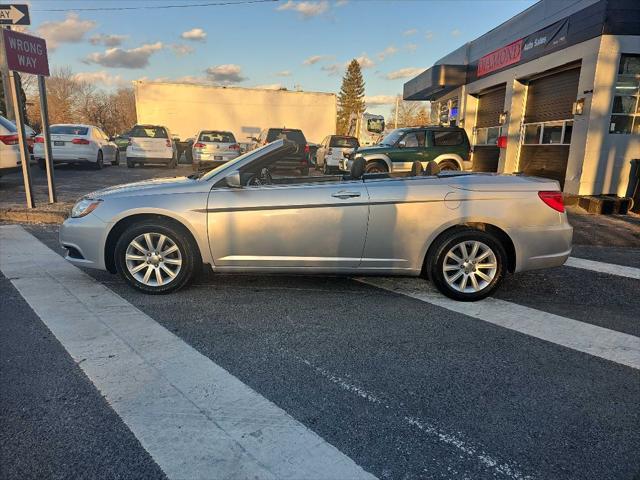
[126,157,135,168]
[438,160,460,171]
[37,158,46,170]
[168,153,177,168]
[94,151,104,169]
[112,151,120,166]
[114,221,199,294]
[429,229,506,301]
[365,161,387,174]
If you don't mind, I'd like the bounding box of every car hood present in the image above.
[86,176,200,199]
[356,144,394,155]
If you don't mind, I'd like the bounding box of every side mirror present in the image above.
[397,140,406,149]
[225,171,242,188]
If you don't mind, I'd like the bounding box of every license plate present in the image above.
[214,156,223,160]
[54,141,65,146]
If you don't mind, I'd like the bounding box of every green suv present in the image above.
[341,126,471,174]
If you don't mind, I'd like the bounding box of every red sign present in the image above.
[477,39,523,77]
[2,28,49,76]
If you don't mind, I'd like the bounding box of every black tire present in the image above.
[322,162,331,175]
[300,166,310,176]
[112,151,120,166]
[428,228,507,301]
[37,158,46,170]
[365,161,387,174]
[95,151,104,169]
[126,157,135,168]
[167,154,177,168]
[438,160,460,171]
[114,220,200,294]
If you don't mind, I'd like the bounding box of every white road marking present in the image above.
[356,277,640,371]
[566,256,640,280]
[0,225,376,480]
[293,354,533,480]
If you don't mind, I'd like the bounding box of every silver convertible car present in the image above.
[60,139,573,301]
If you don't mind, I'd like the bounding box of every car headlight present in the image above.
[71,198,102,218]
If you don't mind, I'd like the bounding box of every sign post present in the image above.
[2,24,56,207]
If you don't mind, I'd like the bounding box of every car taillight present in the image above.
[0,134,19,145]
[166,139,172,147]
[538,191,565,213]
[497,136,507,148]
[304,144,310,154]
[229,143,240,150]
[72,138,90,145]
[193,142,206,149]
[34,136,44,143]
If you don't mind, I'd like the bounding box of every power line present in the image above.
[33,0,277,13]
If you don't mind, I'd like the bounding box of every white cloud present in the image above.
[377,45,398,61]
[425,31,434,41]
[205,64,246,84]
[89,34,128,47]
[277,1,329,18]
[335,0,348,6]
[181,28,207,42]
[36,13,96,49]
[451,29,461,37]
[405,43,417,52]
[276,70,292,77]
[365,95,397,106]
[355,54,374,69]
[254,83,285,90]
[403,28,417,36]
[321,63,343,76]
[73,71,129,88]
[170,44,195,56]
[303,54,329,65]
[84,42,164,69]
[385,67,425,80]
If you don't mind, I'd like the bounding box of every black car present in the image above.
[251,128,310,175]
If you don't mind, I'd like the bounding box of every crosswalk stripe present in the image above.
[566,256,640,280]
[0,225,376,480]
[356,277,640,370]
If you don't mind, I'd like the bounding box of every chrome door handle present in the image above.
[332,191,361,199]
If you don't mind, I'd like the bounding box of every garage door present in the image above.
[519,67,580,188]
[472,85,506,172]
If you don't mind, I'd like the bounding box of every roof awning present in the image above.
[403,65,467,101]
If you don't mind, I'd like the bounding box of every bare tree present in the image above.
[389,96,431,128]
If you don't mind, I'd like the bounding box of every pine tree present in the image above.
[336,59,365,135]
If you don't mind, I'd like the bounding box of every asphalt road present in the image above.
[1,224,639,480]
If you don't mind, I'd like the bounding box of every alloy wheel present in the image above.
[442,240,497,293]
[125,232,182,287]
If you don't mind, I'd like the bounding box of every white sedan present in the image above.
[0,115,21,177]
[33,124,119,169]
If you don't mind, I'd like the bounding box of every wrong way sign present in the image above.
[3,29,49,76]
[0,4,29,25]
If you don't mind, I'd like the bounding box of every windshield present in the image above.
[266,129,306,145]
[200,141,279,181]
[379,129,404,146]
[198,131,236,143]
[50,125,89,135]
[330,136,359,148]
[130,126,168,138]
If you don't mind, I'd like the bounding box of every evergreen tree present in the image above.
[336,59,365,135]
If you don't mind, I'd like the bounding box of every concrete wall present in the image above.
[134,82,337,145]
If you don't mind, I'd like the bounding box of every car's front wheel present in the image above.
[112,151,120,166]
[428,229,506,301]
[114,221,199,294]
[95,151,104,169]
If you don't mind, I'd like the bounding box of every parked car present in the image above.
[249,128,310,175]
[59,138,573,301]
[113,131,131,152]
[33,124,119,169]
[0,115,22,177]
[126,124,177,168]
[341,126,471,174]
[316,135,359,174]
[192,130,241,170]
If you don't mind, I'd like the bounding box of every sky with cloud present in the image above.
[26,0,534,115]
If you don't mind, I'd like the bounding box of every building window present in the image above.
[474,126,503,146]
[521,120,573,145]
[609,54,640,135]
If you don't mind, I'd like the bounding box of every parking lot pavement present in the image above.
[0,163,194,208]
[2,224,640,480]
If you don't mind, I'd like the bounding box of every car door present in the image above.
[207,178,369,270]
[97,128,116,162]
[386,131,427,171]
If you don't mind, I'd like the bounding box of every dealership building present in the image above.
[404,0,639,198]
